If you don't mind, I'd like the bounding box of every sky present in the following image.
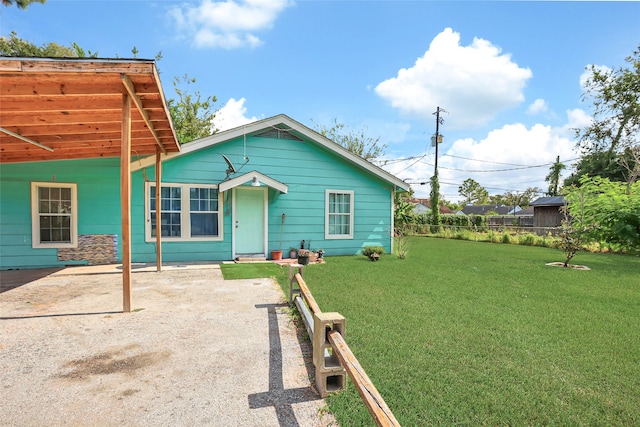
[2,0,639,202]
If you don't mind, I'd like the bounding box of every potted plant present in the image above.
[297,249,310,265]
[289,247,297,259]
[271,213,285,261]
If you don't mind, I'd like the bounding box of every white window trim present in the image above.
[144,182,223,242]
[325,189,354,240]
[31,182,78,249]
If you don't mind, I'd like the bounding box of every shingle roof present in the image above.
[530,196,565,206]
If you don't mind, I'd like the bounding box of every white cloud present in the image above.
[579,64,610,88]
[565,108,592,129]
[375,28,532,130]
[212,97,260,131]
[527,98,548,115]
[169,0,293,49]
[383,116,579,201]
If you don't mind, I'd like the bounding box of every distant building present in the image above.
[408,198,452,214]
[530,196,565,228]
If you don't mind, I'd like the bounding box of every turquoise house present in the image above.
[0,114,409,269]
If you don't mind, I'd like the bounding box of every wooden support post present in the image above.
[155,147,162,272]
[121,92,132,313]
[288,263,304,302]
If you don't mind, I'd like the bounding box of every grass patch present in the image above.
[276,237,640,426]
[220,262,284,280]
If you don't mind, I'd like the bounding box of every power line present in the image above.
[443,154,581,167]
[379,154,580,173]
[406,180,543,194]
[418,159,563,173]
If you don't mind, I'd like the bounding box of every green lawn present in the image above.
[276,237,640,426]
[219,262,284,280]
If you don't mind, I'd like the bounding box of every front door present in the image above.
[234,187,266,256]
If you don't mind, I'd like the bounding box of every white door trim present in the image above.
[232,187,268,258]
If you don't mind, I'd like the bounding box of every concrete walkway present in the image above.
[0,264,336,426]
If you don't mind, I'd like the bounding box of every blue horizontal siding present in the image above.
[0,158,122,269]
[1,129,398,269]
[138,134,395,258]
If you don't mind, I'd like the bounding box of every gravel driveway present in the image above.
[0,264,336,427]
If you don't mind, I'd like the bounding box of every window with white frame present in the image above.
[146,182,222,241]
[325,190,354,239]
[31,182,78,248]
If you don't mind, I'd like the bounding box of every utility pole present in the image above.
[432,106,446,176]
[430,106,446,231]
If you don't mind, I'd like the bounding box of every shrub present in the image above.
[361,246,386,258]
[502,233,511,244]
[520,233,537,246]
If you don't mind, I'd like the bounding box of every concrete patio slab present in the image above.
[0,264,336,427]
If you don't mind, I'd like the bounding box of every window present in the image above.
[325,190,354,239]
[189,187,219,237]
[31,182,78,248]
[146,182,221,241]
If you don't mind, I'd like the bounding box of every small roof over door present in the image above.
[219,170,288,194]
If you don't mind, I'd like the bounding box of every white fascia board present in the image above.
[219,170,288,194]
[131,114,410,191]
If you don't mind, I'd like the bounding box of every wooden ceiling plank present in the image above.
[0,58,179,164]
[121,73,167,154]
[3,111,167,127]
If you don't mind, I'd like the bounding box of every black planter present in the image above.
[297,255,309,265]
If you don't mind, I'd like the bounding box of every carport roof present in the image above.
[0,57,180,163]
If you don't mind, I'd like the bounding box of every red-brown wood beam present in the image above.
[121,92,132,313]
[155,147,162,272]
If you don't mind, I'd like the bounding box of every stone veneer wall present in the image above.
[58,234,118,265]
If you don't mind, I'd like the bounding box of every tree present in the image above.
[558,198,589,267]
[489,187,541,207]
[430,174,441,231]
[619,145,640,192]
[458,178,489,205]
[564,149,637,187]
[0,31,84,57]
[545,155,566,196]
[564,175,640,253]
[393,190,415,231]
[313,119,387,160]
[168,74,218,144]
[576,44,640,154]
[2,0,45,9]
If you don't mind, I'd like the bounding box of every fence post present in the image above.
[288,263,304,303]
[313,312,347,397]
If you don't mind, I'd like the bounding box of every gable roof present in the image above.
[218,170,288,194]
[132,114,410,191]
[530,196,565,207]
[0,57,180,163]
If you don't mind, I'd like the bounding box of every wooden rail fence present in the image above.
[288,264,400,427]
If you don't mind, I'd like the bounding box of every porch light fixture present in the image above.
[251,177,260,186]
